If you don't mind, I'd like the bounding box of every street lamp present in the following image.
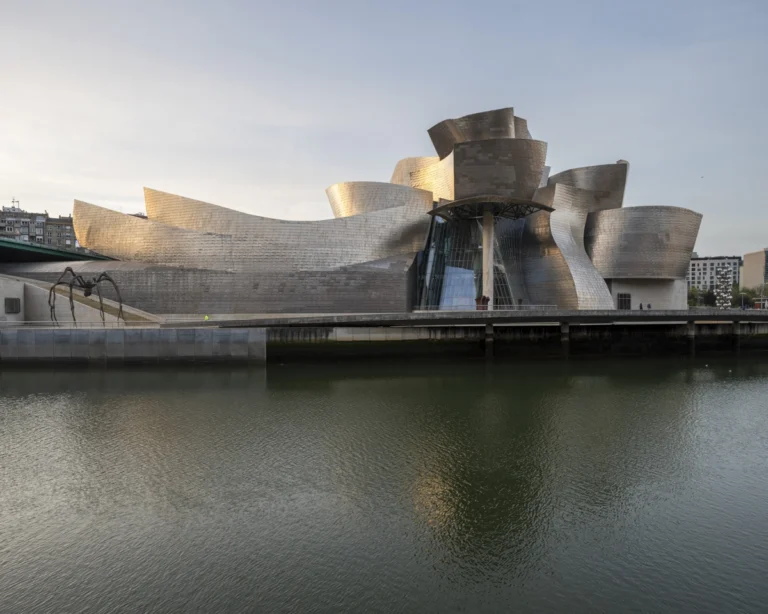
[740,292,746,310]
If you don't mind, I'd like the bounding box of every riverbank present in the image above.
[3,320,768,364]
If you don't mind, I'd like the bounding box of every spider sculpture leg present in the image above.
[48,268,78,325]
[94,282,106,324]
[95,273,125,322]
[48,281,69,326]
[69,278,78,326]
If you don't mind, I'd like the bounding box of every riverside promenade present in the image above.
[169,308,768,328]
[3,310,768,365]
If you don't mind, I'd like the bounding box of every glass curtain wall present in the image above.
[416,218,517,310]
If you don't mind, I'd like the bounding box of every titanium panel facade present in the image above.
[453,139,548,201]
[73,200,235,270]
[390,156,440,187]
[519,211,579,309]
[514,117,531,139]
[585,206,702,279]
[547,163,629,211]
[325,182,433,218]
[428,108,517,159]
[408,154,454,202]
[138,189,432,271]
[534,184,614,309]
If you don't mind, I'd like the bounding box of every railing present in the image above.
[414,304,558,312]
[0,320,160,329]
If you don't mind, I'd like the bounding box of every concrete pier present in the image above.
[484,323,494,358]
[561,322,570,357]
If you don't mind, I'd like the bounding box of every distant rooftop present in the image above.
[691,255,742,261]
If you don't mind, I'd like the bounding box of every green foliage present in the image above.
[732,285,763,308]
[687,287,716,307]
[687,287,700,307]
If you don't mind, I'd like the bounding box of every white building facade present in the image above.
[686,255,741,292]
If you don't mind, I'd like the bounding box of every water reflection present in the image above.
[1,358,768,612]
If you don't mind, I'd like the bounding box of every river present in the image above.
[1,357,767,612]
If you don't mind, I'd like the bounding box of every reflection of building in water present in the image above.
[543,366,698,507]
[4,107,702,314]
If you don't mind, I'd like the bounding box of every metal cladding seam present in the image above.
[547,163,629,211]
[534,184,614,309]
[428,107,517,159]
[325,182,433,219]
[140,188,433,272]
[452,139,548,201]
[584,206,703,279]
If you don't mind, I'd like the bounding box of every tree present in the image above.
[702,289,716,307]
[688,287,700,307]
[733,286,762,308]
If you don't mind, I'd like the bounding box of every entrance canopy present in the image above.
[428,195,553,222]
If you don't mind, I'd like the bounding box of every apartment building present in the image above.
[1,203,82,252]
[45,216,76,250]
[742,249,768,291]
[1,205,47,244]
[686,255,741,291]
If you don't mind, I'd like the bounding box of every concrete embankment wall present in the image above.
[267,323,768,360]
[0,328,266,364]
[4,322,768,365]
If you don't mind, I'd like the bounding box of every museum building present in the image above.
[0,108,702,315]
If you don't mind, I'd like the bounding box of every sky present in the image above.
[1,0,766,256]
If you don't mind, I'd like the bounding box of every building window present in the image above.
[617,293,632,310]
[4,298,21,314]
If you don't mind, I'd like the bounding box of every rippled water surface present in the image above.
[2,357,768,613]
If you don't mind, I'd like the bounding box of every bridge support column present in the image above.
[733,321,741,353]
[485,323,494,358]
[561,322,570,358]
[687,321,696,357]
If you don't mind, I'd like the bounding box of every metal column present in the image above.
[482,208,494,310]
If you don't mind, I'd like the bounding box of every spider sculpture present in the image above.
[48,267,125,325]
